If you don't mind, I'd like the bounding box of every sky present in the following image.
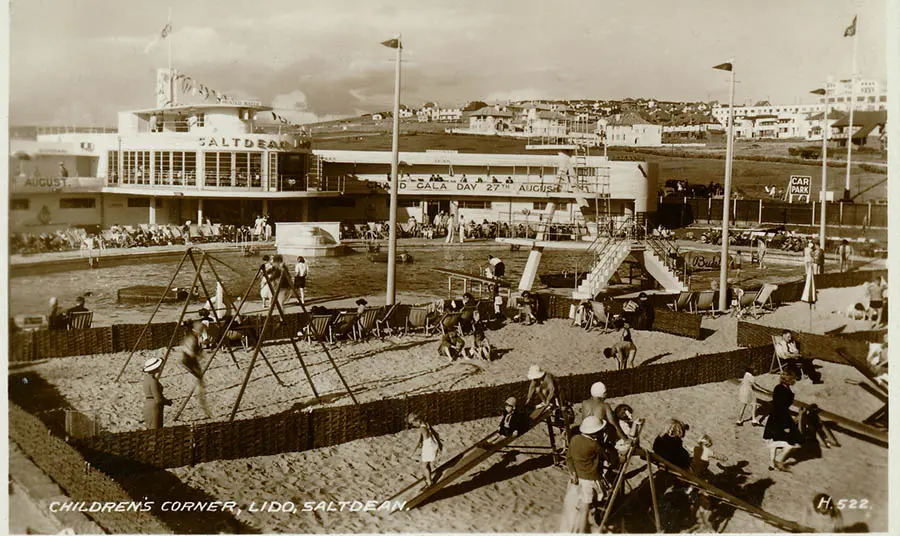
[8,0,890,126]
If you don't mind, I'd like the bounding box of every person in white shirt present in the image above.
[458,215,466,243]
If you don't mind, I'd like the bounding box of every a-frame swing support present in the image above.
[224,261,360,422]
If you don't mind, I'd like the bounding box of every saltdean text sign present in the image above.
[198,137,299,150]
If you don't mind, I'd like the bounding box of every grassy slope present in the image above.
[311,129,887,201]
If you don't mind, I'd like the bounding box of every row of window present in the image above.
[11,197,163,210]
[109,151,279,188]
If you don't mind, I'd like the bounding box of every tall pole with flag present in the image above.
[382,34,402,305]
[714,60,735,312]
[843,14,858,199]
[811,88,829,249]
[167,8,174,106]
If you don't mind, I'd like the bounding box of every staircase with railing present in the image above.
[572,218,635,299]
[641,235,688,292]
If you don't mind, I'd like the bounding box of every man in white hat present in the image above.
[142,357,171,430]
[582,382,626,443]
[559,415,612,532]
[525,365,559,409]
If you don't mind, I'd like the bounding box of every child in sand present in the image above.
[468,326,493,361]
[690,435,728,532]
[438,331,466,362]
[408,413,443,486]
[736,370,763,426]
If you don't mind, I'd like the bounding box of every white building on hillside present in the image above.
[467,107,514,134]
[598,112,662,147]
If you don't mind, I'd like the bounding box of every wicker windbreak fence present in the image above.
[736,321,870,365]
[68,344,772,470]
[8,404,170,534]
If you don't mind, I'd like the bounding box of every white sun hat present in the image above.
[579,415,606,435]
[143,357,163,373]
[527,365,545,380]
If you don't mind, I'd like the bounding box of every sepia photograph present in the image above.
[5,0,895,533]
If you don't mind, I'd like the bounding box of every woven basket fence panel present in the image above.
[113,323,156,352]
[9,331,36,362]
[651,308,702,339]
[10,404,169,533]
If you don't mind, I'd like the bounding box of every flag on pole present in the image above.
[144,22,173,54]
[713,61,733,72]
[381,35,402,49]
[844,15,857,37]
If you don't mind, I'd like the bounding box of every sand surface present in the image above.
[166,365,887,533]
[21,286,878,433]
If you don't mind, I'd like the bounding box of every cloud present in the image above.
[271,90,309,111]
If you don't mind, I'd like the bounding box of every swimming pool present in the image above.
[8,245,587,323]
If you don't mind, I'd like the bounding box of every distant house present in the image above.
[598,112,662,146]
[416,102,461,122]
[398,106,414,119]
[528,110,571,137]
[467,106,514,134]
[371,113,384,121]
[831,110,888,149]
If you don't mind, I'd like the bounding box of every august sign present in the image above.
[396,182,562,196]
[788,175,811,203]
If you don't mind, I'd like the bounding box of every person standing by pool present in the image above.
[294,256,309,305]
[142,357,171,430]
[445,213,456,243]
[756,237,767,269]
[458,215,466,243]
[838,239,854,273]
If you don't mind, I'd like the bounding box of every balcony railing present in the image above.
[103,173,344,193]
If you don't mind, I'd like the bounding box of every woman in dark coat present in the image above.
[763,370,802,472]
[142,357,171,430]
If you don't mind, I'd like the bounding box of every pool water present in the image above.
[9,245,592,323]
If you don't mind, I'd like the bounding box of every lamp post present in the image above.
[713,60,735,311]
[382,35,402,305]
[811,88,828,249]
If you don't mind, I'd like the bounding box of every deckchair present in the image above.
[668,291,695,313]
[734,288,761,318]
[694,290,719,316]
[67,311,93,330]
[585,301,611,332]
[427,311,461,335]
[406,306,430,334]
[751,284,778,317]
[771,335,790,374]
[305,314,334,343]
[374,304,398,337]
[356,307,380,341]
[330,311,359,342]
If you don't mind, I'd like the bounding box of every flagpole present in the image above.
[168,7,174,106]
[717,62,736,312]
[819,93,829,250]
[386,35,402,306]
[844,15,859,199]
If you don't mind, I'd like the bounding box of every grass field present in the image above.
[311,128,888,201]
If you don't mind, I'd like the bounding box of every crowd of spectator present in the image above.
[10,222,258,255]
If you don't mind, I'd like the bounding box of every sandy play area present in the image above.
[20,285,881,434]
[166,363,887,533]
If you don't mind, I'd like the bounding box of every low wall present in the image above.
[8,404,170,534]
[65,345,772,470]
[736,321,869,365]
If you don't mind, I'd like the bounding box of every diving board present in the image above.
[386,405,552,511]
[638,447,815,533]
[729,379,888,445]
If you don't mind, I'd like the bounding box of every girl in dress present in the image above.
[408,413,443,487]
